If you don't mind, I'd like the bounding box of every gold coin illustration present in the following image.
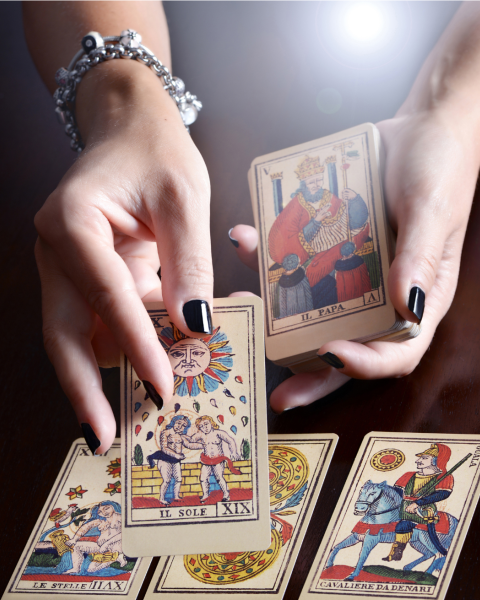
[370,449,405,471]
[184,528,283,585]
[268,445,309,505]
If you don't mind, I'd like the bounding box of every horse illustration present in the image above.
[326,480,458,581]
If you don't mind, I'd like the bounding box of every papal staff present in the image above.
[333,141,354,243]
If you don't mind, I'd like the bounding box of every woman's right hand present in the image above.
[229,105,479,411]
[34,60,212,454]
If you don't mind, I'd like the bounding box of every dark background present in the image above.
[1,2,478,598]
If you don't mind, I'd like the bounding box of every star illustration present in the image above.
[104,481,121,496]
[106,457,121,479]
[66,485,87,500]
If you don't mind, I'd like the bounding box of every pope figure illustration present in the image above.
[268,154,374,318]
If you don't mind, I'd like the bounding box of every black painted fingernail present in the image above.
[143,380,163,410]
[228,228,239,248]
[81,423,101,456]
[318,352,345,369]
[408,286,425,322]
[157,267,161,280]
[183,300,213,334]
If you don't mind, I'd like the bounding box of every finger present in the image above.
[36,203,174,405]
[269,368,351,413]
[228,224,259,272]
[91,316,121,368]
[35,239,116,454]
[116,236,162,299]
[316,305,439,379]
[379,123,472,325]
[92,239,163,367]
[151,171,214,338]
[388,220,466,325]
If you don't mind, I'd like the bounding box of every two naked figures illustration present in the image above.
[147,414,241,504]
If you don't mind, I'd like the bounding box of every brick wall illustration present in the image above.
[132,460,252,499]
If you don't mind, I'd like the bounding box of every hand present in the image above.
[65,538,76,547]
[405,502,419,514]
[34,62,212,451]
[341,188,357,201]
[314,203,332,221]
[228,106,478,411]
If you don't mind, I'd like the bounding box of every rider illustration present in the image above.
[383,443,453,562]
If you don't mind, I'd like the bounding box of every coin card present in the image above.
[2,439,151,600]
[121,297,270,557]
[144,434,338,599]
[250,123,395,364]
[300,432,480,600]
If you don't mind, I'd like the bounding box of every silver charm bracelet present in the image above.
[53,29,202,152]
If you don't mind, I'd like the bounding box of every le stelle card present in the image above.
[300,432,480,600]
[2,439,151,600]
[120,296,270,558]
[143,433,338,600]
[249,123,417,369]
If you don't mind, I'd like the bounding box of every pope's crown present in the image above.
[295,155,325,180]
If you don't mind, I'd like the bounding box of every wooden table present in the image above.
[1,2,478,598]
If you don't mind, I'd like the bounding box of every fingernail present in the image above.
[157,267,161,280]
[143,380,163,410]
[228,228,239,248]
[270,405,294,415]
[183,300,213,334]
[318,352,345,369]
[408,286,425,322]
[81,423,101,456]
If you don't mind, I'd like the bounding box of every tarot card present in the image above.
[250,123,398,365]
[2,439,151,600]
[121,296,270,557]
[300,432,480,600]
[143,434,338,599]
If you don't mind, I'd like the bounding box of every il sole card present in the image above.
[300,432,480,600]
[144,434,338,599]
[121,296,270,557]
[2,439,151,600]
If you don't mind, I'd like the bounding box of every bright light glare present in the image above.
[344,3,384,43]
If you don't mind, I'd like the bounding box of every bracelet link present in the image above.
[53,29,201,152]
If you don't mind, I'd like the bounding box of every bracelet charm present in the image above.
[53,29,202,152]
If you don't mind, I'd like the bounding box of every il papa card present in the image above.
[249,123,418,369]
[144,434,338,600]
[300,432,480,600]
[2,439,151,600]
[121,297,270,557]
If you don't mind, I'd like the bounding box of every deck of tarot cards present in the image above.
[248,123,420,373]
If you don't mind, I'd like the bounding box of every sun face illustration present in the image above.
[158,324,233,397]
